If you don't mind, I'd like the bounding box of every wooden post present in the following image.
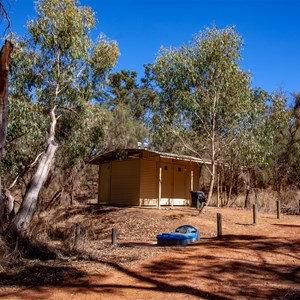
[190,169,194,207]
[299,199,300,215]
[0,177,3,235]
[98,166,101,204]
[217,213,222,237]
[112,228,117,246]
[217,169,220,208]
[74,223,81,247]
[253,204,257,225]
[276,200,281,219]
[158,165,162,210]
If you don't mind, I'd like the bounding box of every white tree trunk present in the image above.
[200,97,217,213]
[5,108,58,239]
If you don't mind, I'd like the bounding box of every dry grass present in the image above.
[1,186,299,268]
[0,237,26,271]
[210,188,300,214]
[1,205,173,270]
[28,205,178,263]
[19,186,300,263]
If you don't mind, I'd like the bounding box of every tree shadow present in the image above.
[142,234,300,299]
[0,259,230,300]
[0,264,87,299]
[0,265,86,287]
[272,224,300,228]
[120,241,157,247]
[0,234,299,300]
[235,222,256,226]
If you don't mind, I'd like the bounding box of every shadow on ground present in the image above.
[0,235,299,300]
[143,234,300,299]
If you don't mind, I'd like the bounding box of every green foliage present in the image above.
[3,0,119,188]
[20,0,119,109]
[0,99,48,182]
[87,69,153,153]
[149,26,252,159]
[230,89,289,169]
[271,93,300,190]
[103,70,157,121]
[55,102,107,169]
[146,25,294,202]
[100,103,149,152]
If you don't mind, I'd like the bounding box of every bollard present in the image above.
[217,213,222,237]
[112,228,118,246]
[276,200,281,219]
[253,204,257,225]
[0,177,2,235]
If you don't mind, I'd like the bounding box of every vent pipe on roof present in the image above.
[137,141,149,150]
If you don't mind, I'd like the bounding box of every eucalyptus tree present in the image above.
[149,26,254,208]
[105,70,141,119]
[93,69,152,152]
[229,89,288,207]
[105,70,157,121]
[45,101,109,206]
[100,104,149,151]
[5,0,119,240]
[0,99,48,186]
[272,93,300,193]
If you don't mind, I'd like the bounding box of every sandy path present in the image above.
[0,208,299,300]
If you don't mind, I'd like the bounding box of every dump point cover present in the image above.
[156,232,196,240]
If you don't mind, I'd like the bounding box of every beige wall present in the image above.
[98,157,202,206]
[98,163,111,203]
[159,158,199,206]
[110,159,140,205]
[139,158,158,205]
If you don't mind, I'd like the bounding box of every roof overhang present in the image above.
[89,148,212,165]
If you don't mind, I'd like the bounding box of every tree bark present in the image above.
[244,186,251,208]
[228,167,234,205]
[0,179,3,235]
[5,107,58,241]
[200,95,217,213]
[243,171,251,208]
[0,40,13,157]
[200,129,216,212]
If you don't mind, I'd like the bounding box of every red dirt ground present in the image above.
[0,207,299,299]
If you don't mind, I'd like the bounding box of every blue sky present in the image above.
[3,0,300,97]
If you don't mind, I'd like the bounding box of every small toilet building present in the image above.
[89,149,211,207]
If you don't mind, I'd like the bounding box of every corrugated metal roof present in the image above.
[89,148,212,165]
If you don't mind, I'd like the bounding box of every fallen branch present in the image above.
[45,189,62,211]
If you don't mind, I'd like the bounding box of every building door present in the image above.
[173,164,186,204]
[99,163,110,203]
[161,163,172,205]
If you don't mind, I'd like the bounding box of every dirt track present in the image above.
[0,207,299,299]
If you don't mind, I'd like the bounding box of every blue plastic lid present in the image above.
[157,232,196,240]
